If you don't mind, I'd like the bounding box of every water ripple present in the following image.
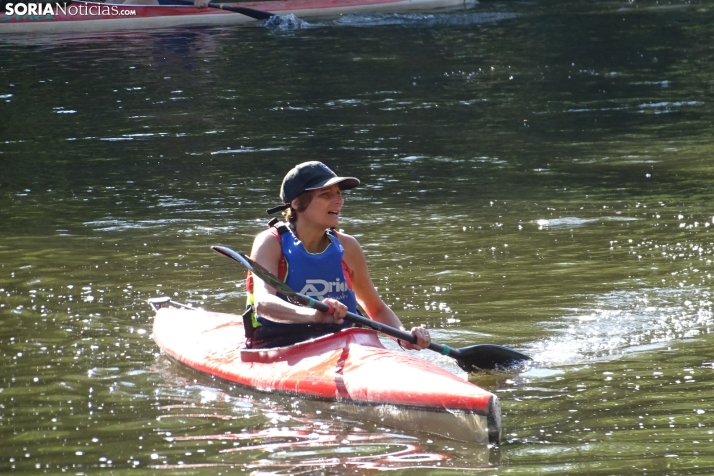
[530,287,713,365]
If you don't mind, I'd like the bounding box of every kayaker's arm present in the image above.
[249,230,346,325]
[340,233,431,350]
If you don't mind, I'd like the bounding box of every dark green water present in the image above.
[2,0,714,473]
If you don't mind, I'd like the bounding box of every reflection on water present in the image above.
[330,11,518,28]
[533,216,637,230]
[162,425,456,473]
[148,369,496,474]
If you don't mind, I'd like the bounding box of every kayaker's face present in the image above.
[296,184,343,227]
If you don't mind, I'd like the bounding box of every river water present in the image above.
[2,0,714,473]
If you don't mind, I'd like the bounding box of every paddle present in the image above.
[211,245,532,371]
[171,0,276,20]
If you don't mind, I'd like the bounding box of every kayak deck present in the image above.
[0,0,467,33]
[152,306,501,443]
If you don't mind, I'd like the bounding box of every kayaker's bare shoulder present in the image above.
[252,228,280,249]
[333,231,365,264]
[335,231,379,306]
[250,228,282,275]
[333,229,358,247]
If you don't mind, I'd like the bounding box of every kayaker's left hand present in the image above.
[400,326,431,351]
[194,0,210,8]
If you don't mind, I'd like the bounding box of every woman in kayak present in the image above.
[247,161,431,350]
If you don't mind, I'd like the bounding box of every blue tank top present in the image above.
[256,229,358,327]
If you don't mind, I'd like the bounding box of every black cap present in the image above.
[267,161,360,215]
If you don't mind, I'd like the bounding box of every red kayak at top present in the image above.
[151,303,501,443]
[1,0,466,33]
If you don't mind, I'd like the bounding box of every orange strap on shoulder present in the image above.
[268,227,288,281]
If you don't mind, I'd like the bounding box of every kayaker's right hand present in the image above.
[315,298,346,324]
[194,0,210,8]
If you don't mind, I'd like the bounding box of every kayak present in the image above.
[0,0,467,33]
[151,300,502,443]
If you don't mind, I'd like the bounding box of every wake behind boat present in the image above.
[0,0,467,33]
[150,297,502,443]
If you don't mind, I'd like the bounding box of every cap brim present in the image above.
[304,176,360,192]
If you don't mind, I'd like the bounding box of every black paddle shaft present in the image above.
[211,245,531,370]
[172,0,276,20]
[293,295,531,371]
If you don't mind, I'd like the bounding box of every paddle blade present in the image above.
[452,344,532,372]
